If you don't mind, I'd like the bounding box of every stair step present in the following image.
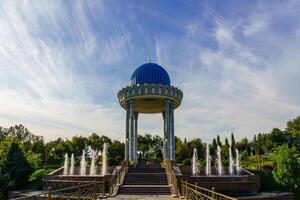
[118,165,170,195]
[129,168,165,173]
[125,173,166,177]
[123,182,168,185]
[118,185,171,195]
[136,164,162,168]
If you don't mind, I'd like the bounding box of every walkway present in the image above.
[108,195,175,200]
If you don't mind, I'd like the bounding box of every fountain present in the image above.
[217,146,222,176]
[229,146,234,176]
[206,144,211,176]
[101,143,108,176]
[80,150,86,175]
[90,150,96,175]
[70,153,74,175]
[192,148,200,176]
[63,153,69,175]
[236,149,240,175]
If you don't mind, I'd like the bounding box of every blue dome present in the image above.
[130,63,171,86]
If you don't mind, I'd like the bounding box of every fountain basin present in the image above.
[43,166,116,193]
[176,166,260,196]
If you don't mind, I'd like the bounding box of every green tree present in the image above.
[236,137,250,156]
[267,128,285,151]
[224,137,229,147]
[176,138,189,164]
[216,135,222,146]
[222,137,230,166]
[71,136,87,157]
[4,142,34,189]
[210,138,217,160]
[0,167,10,199]
[187,138,205,160]
[108,140,124,165]
[137,134,153,157]
[231,133,236,148]
[25,150,43,169]
[273,144,300,190]
[231,132,236,157]
[286,116,300,137]
[87,133,103,152]
[252,134,264,170]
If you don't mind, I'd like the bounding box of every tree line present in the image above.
[0,116,299,198]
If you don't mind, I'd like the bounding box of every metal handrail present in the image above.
[181,180,237,200]
[108,160,128,196]
[162,159,179,197]
[12,181,105,200]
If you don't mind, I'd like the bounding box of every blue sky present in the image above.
[0,0,300,142]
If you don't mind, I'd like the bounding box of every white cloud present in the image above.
[154,3,300,142]
[0,1,128,141]
[243,14,269,37]
[0,0,299,144]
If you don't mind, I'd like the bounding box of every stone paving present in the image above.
[108,195,176,200]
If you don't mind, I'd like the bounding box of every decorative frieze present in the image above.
[118,84,183,105]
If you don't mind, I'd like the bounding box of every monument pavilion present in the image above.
[117,62,183,162]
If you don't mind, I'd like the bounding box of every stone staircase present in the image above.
[118,164,171,195]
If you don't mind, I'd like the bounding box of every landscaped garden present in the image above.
[0,116,299,199]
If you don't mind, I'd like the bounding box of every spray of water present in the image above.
[90,150,96,175]
[236,149,241,175]
[229,146,234,176]
[70,153,74,175]
[192,148,200,176]
[80,150,86,175]
[217,146,222,176]
[63,153,69,175]
[101,143,108,176]
[206,144,211,176]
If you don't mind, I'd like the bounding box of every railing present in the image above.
[162,159,179,197]
[181,180,237,200]
[109,160,128,196]
[12,181,105,200]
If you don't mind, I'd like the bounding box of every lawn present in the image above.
[242,155,275,169]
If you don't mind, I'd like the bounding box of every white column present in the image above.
[164,100,171,160]
[162,112,167,159]
[134,111,138,162]
[170,101,175,161]
[125,102,129,161]
[129,100,135,162]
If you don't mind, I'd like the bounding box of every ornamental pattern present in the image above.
[117,84,183,104]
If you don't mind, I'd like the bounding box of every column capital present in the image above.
[164,99,171,105]
[125,101,130,110]
[129,99,135,107]
[134,111,139,120]
[170,100,175,110]
[164,99,171,110]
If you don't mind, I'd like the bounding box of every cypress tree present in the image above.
[4,142,34,189]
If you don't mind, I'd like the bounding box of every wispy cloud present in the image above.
[0,0,299,142]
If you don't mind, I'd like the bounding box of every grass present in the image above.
[242,155,275,169]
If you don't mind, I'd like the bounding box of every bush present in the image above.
[240,150,248,160]
[29,169,54,190]
[182,158,191,166]
[273,144,300,190]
